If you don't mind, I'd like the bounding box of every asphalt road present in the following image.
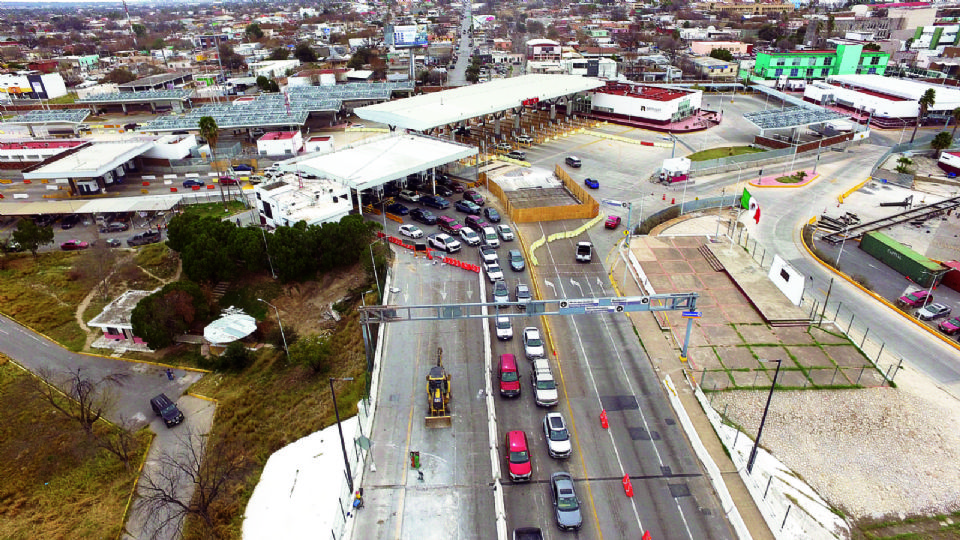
[447,2,472,87]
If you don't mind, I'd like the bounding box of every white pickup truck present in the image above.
[531,359,559,407]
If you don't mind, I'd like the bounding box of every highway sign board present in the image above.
[681,311,702,318]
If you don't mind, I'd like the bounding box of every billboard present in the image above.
[386,24,429,48]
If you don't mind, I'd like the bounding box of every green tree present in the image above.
[863,43,881,51]
[348,46,372,69]
[103,67,137,84]
[245,23,264,40]
[218,43,245,71]
[131,23,147,41]
[269,222,318,281]
[12,218,54,259]
[268,47,290,60]
[218,341,253,371]
[288,333,333,374]
[951,107,960,139]
[911,88,936,143]
[709,48,734,61]
[198,116,226,205]
[131,281,211,349]
[895,156,913,173]
[758,24,782,43]
[931,131,953,157]
[294,43,318,63]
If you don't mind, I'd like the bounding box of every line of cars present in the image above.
[899,289,960,338]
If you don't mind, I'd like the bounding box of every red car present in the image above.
[505,430,531,482]
[218,176,239,185]
[938,316,960,335]
[60,239,89,251]
[898,290,932,308]
[605,215,622,229]
[463,190,485,206]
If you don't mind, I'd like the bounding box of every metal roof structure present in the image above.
[0,194,184,216]
[3,109,91,125]
[22,140,155,180]
[87,290,155,329]
[76,89,193,104]
[282,133,477,191]
[204,312,257,345]
[355,74,605,131]
[743,107,848,131]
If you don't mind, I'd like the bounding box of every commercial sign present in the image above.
[386,24,429,48]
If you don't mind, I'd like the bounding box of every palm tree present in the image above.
[950,107,960,139]
[910,88,936,143]
[197,116,225,204]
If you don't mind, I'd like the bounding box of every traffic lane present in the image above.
[0,313,202,427]
[357,249,493,539]
[537,233,732,539]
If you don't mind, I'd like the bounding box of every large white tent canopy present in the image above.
[355,74,604,131]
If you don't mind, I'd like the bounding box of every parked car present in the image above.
[411,208,438,225]
[484,207,501,223]
[428,233,461,253]
[917,302,951,321]
[451,183,466,193]
[506,150,527,160]
[605,215,622,229]
[182,179,205,188]
[100,221,129,233]
[515,134,534,144]
[564,156,582,168]
[459,227,481,246]
[437,215,463,235]
[60,239,89,251]
[463,190,485,206]
[386,202,410,216]
[584,177,600,189]
[455,200,481,215]
[104,238,122,248]
[398,190,421,203]
[435,185,454,197]
[482,226,500,248]
[484,261,504,282]
[422,195,451,209]
[60,214,80,229]
[495,142,513,151]
[523,326,545,359]
[493,279,510,306]
[218,176,239,185]
[150,393,184,428]
[543,413,572,459]
[899,290,932,308]
[495,315,514,340]
[230,163,254,172]
[497,224,515,241]
[505,430,532,482]
[938,316,960,335]
[498,354,520,396]
[508,249,525,272]
[127,231,162,247]
[550,472,582,530]
[465,215,489,230]
[516,283,532,309]
[399,224,424,238]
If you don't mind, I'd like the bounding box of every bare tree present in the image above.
[137,429,245,540]
[94,416,141,470]
[33,367,128,434]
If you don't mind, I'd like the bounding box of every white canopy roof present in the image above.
[282,133,477,191]
[355,74,604,131]
[23,140,156,180]
[204,313,258,345]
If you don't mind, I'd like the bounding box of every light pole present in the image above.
[368,241,382,301]
[258,298,288,358]
[747,359,782,474]
[258,222,276,279]
[835,226,848,268]
[715,187,725,239]
[330,377,356,494]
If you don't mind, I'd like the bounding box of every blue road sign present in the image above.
[681,311,702,318]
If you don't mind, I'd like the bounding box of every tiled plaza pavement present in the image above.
[632,235,881,391]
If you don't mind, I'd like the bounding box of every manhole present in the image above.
[669,483,691,498]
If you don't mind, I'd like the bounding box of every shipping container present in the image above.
[942,261,960,292]
[859,231,947,287]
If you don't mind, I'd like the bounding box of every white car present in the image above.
[459,227,481,246]
[482,226,500,248]
[493,279,510,307]
[399,224,423,238]
[543,412,572,458]
[399,190,421,203]
[428,233,462,253]
[485,261,504,282]
[497,224,515,241]
[495,314,513,340]
[479,245,498,264]
[523,326,545,359]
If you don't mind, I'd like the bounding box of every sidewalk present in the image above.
[610,249,776,540]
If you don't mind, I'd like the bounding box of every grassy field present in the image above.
[687,146,764,162]
[0,356,148,539]
[185,309,368,538]
[181,200,249,220]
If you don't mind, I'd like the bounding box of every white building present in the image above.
[0,72,67,100]
[257,131,304,156]
[254,178,352,228]
[590,81,703,124]
[248,59,301,80]
[804,74,960,123]
[526,58,618,78]
[304,136,335,153]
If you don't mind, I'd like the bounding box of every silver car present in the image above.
[917,302,951,321]
[495,315,513,340]
[550,472,582,530]
[543,413,572,459]
[523,326,544,359]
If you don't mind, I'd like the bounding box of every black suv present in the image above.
[411,208,438,225]
[127,230,162,247]
[150,393,184,428]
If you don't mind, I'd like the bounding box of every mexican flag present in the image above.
[741,189,760,224]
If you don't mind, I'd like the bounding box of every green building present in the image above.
[752,44,890,81]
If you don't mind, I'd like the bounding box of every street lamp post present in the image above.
[258,298,288,358]
[747,359,782,474]
[368,241,382,300]
[835,226,849,268]
[330,377,356,494]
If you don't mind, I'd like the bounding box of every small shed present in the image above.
[87,289,155,344]
[203,311,258,355]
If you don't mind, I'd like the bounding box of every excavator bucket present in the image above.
[425,414,452,428]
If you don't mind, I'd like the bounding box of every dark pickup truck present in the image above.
[513,528,543,540]
[127,230,162,247]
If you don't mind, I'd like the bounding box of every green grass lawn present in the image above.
[0,357,148,539]
[181,200,248,220]
[687,146,764,162]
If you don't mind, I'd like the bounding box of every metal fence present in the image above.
[868,140,954,187]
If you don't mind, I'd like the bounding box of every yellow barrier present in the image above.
[528,234,546,266]
[0,179,12,184]
[838,177,872,203]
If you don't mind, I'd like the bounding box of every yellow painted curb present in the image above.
[800,217,960,354]
[187,392,218,403]
[838,177,871,203]
[79,351,212,373]
[117,430,156,540]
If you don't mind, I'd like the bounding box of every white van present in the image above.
[482,226,500,248]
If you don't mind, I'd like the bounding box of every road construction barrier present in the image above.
[622,474,634,497]
[600,409,609,429]
[142,181,150,186]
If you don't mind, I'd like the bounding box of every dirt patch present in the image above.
[271,267,369,336]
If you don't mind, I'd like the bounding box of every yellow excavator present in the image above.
[425,347,452,428]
